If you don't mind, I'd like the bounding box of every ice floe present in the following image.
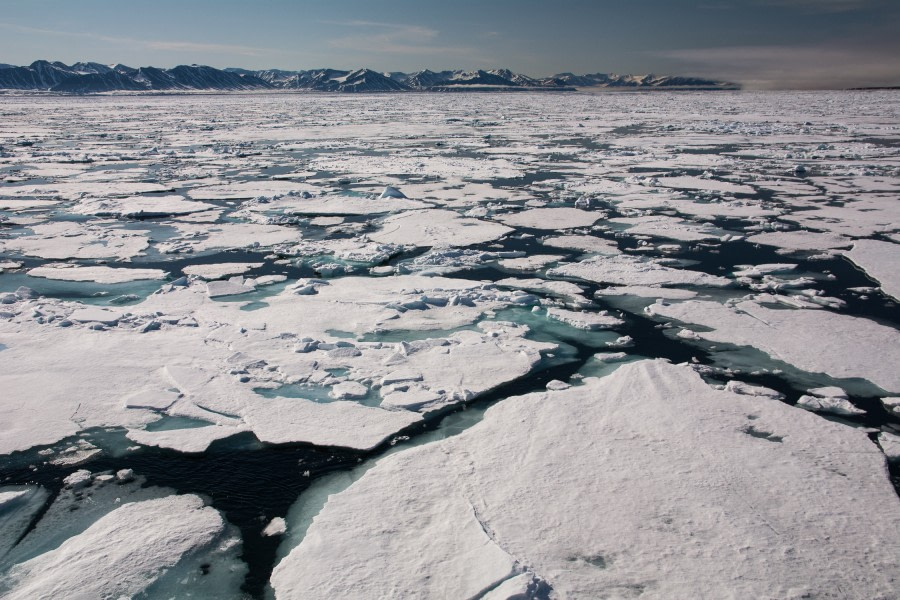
[0,495,234,599]
[844,239,900,301]
[27,263,167,284]
[272,360,900,599]
[648,299,900,393]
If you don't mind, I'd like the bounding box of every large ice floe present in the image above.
[271,361,900,599]
[1,90,898,598]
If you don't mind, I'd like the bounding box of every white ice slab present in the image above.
[370,209,512,248]
[1,495,228,600]
[844,239,900,301]
[549,254,732,288]
[27,264,166,284]
[496,207,603,230]
[272,360,900,599]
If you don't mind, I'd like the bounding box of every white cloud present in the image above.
[323,20,477,57]
[0,22,275,58]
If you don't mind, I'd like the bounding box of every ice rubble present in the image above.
[648,299,900,393]
[271,360,900,599]
[0,495,232,599]
[0,274,554,454]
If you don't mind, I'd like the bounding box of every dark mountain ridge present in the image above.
[0,60,739,93]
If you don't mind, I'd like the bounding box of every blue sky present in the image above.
[0,0,897,88]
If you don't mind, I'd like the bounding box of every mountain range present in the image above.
[0,60,738,93]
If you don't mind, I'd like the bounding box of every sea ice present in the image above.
[27,264,167,284]
[844,239,900,301]
[549,254,732,288]
[0,495,231,599]
[647,299,900,393]
[370,209,512,248]
[272,360,900,599]
[496,207,604,230]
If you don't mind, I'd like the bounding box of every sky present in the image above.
[0,0,898,89]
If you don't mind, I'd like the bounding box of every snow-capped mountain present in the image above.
[0,61,738,92]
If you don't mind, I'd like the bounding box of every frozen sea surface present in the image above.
[0,90,898,598]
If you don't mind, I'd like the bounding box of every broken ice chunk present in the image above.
[69,307,125,326]
[206,277,256,298]
[546,380,571,391]
[546,307,624,330]
[878,431,900,460]
[796,395,865,417]
[329,381,368,400]
[379,186,408,199]
[123,389,181,411]
[262,517,287,537]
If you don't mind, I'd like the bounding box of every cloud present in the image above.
[0,22,274,57]
[757,0,884,12]
[657,43,900,89]
[698,0,886,13]
[323,20,476,57]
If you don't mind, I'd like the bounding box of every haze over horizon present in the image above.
[0,0,898,90]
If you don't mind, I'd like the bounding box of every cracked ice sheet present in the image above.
[779,195,899,238]
[0,221,150,260]
[843,239,900,301]
[647,299,900,393]
[155,222,301,254]
[271,360,900,600]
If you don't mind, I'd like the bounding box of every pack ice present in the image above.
[0,90,898,598]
